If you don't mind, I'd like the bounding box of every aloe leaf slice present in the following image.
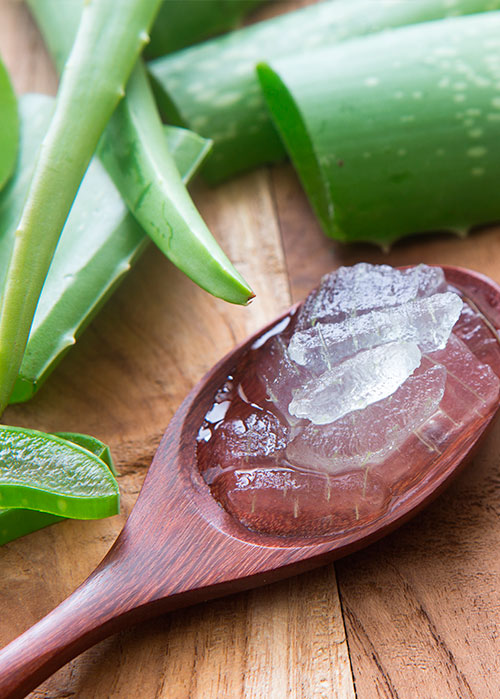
[0,425,119,520]
[28,0,253,306]
[0,58,18,191]
[145,0,267,58]
[0,430,116,544]
[0,94,211,404]
[258,11,500,248]
[149,0,500,183]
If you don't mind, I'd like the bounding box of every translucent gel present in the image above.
[197,265,500,537]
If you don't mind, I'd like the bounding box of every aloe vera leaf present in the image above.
[0,0,163,415]
[145,0,267,58]
[0,94,211,404]
[99,61,252,303]
[149,0,500,183]
[0,425,119,519]
[258,11,500,248]
[29,0,253,307]
[53,432,116,476]
[0,430,116,545]
[0,58,18,191]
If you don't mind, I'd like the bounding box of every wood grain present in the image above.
[0,2,354,697]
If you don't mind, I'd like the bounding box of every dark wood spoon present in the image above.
[0,264,499,699]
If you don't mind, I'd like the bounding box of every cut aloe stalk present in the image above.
[0,430,116,544]
[146,0,267,58]
[29,0,253,306]
[0,426,119,520]
[149,0,500,183]
[0,94,211,404]
[258,11,500,248]
[0,58,18,191]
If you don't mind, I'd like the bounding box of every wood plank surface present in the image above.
[2,1,500,698]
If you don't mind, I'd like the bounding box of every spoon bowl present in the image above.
[0,264,499,699]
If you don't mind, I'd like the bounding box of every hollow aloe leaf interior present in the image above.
[145,0,267,58]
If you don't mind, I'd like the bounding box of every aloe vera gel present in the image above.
[197,265,500,537]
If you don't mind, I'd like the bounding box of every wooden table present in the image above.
[1,1,500,697]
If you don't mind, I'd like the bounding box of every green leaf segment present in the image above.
[0,428,117,514]
[149,0,500,183]
[0,94,212,403]
[0,427,118,545]
[28,0,253,306]
[257,11,500,247]
[0,58,18,191]
[0,0,164,414]
[100,61,252,302]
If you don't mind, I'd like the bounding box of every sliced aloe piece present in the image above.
[0,430,116,545]
[146,0,267,58]
[1,94,211,404]
[0,426,119,519]
[149,0,500,183]
[258,11,500,248]
[28,0,253,306]
[0,58,18,191]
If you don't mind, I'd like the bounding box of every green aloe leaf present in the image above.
[0,0,164,415]
[0,58,18,191]
[99,61,251,303]
[145,0,267,58]
[28,0,253,306]
[258,11,500,248]
[0,94,211,404]
[149,0,500,183]
[0,425,119,520]
[0,430,116,544]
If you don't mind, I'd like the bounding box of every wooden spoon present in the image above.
[0,264,499,699]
